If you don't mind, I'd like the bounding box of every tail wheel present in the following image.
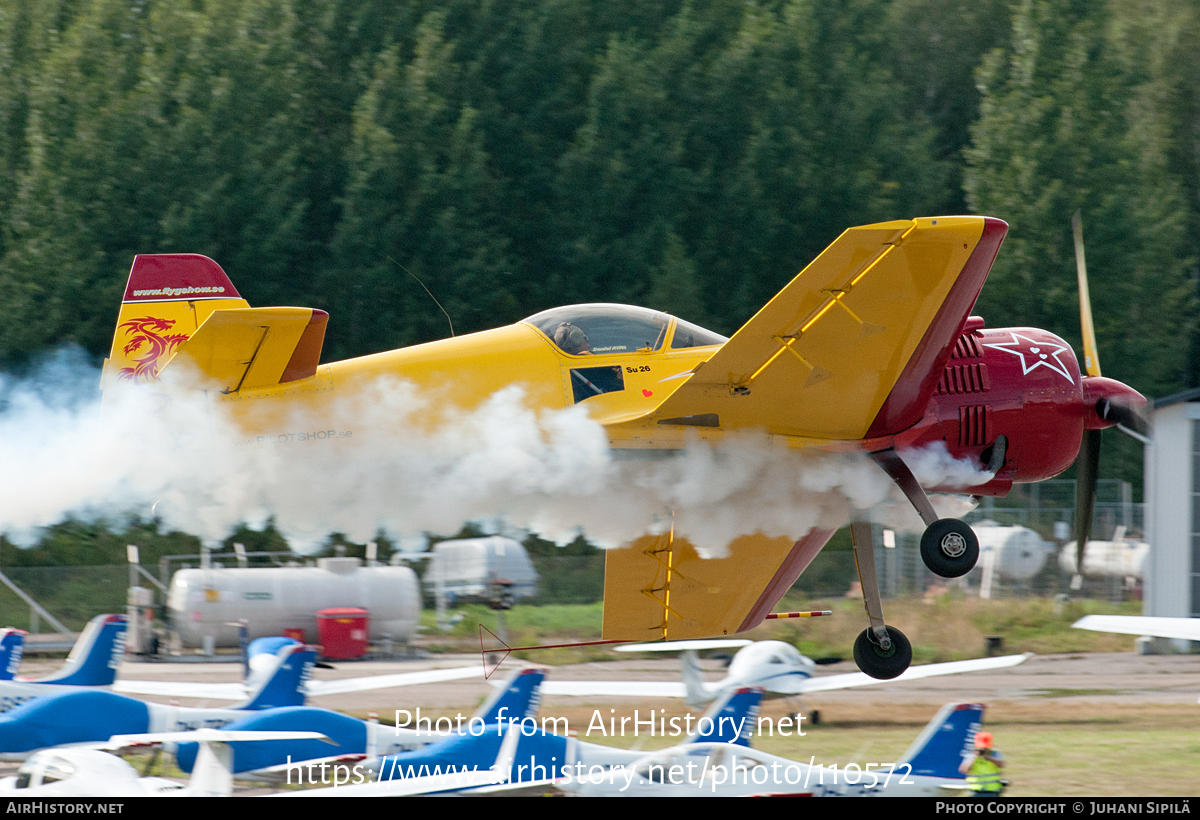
[853,626,912,680]
[920,518,979,578]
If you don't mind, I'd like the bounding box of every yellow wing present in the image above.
[601,216,1008,640]
[614,216,995,441]
[602,526,836,640]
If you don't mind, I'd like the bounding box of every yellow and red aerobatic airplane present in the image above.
[101,216,1144,679]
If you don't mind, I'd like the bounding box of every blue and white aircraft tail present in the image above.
[0,614,125,707]
[474,664,544,724]
[33,614,126,686]
[373,672,764,791]
[567,702,986,796]
[181,664,546,776]
[235,642,315,710]
[692,687,762,746]
[0,630,25,682]
[897,702,984,779]
[0,642,316,756]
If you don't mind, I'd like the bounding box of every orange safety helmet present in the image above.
[974,731,994,749]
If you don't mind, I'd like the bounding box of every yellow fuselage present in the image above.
[213,320,723,449]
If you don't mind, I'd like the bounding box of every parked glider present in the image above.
[0,614,126,712]
[565,700,989,796]
[0,641,314,757]
[370,668,763,790]
[172,662,548,778]
[0,730,333,797]
[104,215,1144,679]
[0,728,514,798]
[539,640,1030,716]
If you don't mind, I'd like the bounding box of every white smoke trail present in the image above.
[0,351,985,555]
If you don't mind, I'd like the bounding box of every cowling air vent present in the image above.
[937,363,991,395]
[959,405,989,447]
[950,332,982,360]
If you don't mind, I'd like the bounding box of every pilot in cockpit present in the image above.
[554,322,591,355]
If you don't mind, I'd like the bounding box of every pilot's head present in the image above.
[554,322,590,355]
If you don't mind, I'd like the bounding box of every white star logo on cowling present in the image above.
[981,332,1075,383]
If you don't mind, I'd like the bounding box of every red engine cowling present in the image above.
[893,317,1144,496]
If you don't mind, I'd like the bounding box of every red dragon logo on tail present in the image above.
[118,316,189,383]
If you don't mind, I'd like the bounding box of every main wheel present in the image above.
[920,518,979,578]
[853,626,912,680]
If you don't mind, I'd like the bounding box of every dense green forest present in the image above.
[0,0,1197,561]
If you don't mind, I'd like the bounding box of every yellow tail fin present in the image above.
[102,254,250,390]
[102,254,327,395]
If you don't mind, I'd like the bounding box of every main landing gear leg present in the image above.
[850,521,912,680]
[869,448,979,579]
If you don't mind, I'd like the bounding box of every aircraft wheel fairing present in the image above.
[853,626,912,680]
[920,518,979,578]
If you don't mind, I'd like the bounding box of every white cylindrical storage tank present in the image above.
[1058,539,1149,579]
[167,557,419,648]
[969,523,1053,582]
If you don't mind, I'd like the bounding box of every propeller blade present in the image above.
[1074,428,1102,577]
[1073,211,1102,378]
[1097,396,1150,439]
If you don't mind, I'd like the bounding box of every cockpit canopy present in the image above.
[525,304,726,356]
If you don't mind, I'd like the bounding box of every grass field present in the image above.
[749,701,1200,797]
[421,594,1146,661]
[495,699,1200,797]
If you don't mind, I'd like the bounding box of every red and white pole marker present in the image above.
[765,610,833,620]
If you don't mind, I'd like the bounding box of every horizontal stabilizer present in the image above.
[158,307,328,392]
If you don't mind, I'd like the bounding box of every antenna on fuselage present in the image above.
[387,256,455,337]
